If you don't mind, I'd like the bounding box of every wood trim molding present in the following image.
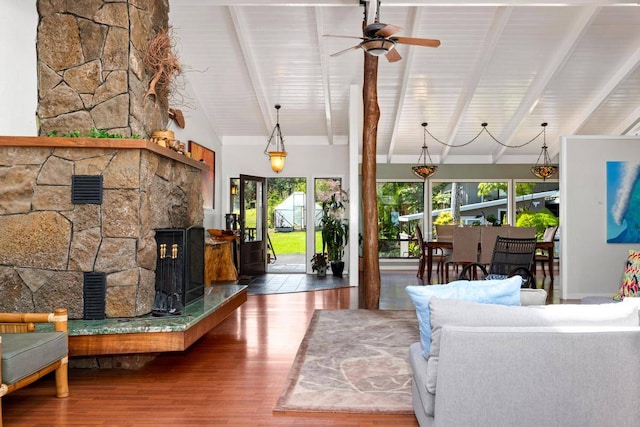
[0,136,209,171]
[68,289,247,356]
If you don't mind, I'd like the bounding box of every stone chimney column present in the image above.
[36,0,170,137]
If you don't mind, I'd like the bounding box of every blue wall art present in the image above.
[607,161,640,243]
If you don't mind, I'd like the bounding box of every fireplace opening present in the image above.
[152,226,204,317]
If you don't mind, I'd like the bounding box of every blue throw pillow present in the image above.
[406,275,522,358]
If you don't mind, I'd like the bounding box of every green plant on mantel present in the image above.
[46,128,141,139]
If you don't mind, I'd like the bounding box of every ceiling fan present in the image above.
[324,0,440,63]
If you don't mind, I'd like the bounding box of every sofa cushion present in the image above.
[424,298,639,393]
[520,288,547,306]
[614,249,640,300]
[622,297,640,324]
[405,275,522,358]
[408,342,435,418]
[1,332,67,384]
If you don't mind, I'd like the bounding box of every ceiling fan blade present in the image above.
[375,24,403,38]
[385,48,402,63]
[323,34,365,40]
[330,45,361,57]
[393,36,441,48]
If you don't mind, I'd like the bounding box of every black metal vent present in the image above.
[71,175,103,204]
[83,272,106,320]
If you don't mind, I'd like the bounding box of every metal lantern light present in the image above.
[264,104,287,173]
[531,123,558,180]
[412,123,438,179]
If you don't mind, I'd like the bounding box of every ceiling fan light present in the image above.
[360,38,396,56]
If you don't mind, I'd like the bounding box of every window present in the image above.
[314,178,342,253]
[377,181,424,258]
[432,181,508,227]
[230,178,239,216]
[514,180,560,239]
[429,179,560,240]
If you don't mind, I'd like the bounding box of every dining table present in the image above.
[426,240,555,304]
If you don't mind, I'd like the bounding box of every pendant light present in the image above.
[412,123,438,179]
[264,104,287,173]
[530,123,558,180]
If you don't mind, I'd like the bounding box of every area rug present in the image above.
[274,309,419,414]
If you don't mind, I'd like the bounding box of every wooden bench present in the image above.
[0,308,69,426]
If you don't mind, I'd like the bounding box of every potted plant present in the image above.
[320,194,349,277]
[310,252,328,278]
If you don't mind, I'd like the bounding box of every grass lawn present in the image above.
[244,208,323,254]
[268,230,323,255]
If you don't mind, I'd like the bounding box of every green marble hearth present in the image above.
[63,284,247,356]
[68,284,246,336]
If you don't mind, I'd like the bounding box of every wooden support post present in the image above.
[362,52,381,309]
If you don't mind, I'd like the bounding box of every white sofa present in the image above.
[409,297,640,427]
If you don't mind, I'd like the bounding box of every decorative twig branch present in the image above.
[143,27,181,104]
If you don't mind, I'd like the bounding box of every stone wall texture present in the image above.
[36,0,170,137]
[0,146,204,318]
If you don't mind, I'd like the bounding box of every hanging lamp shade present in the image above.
[268,151,287,173]
[530,123,558,180]
[412,123,438,179]
[264,104,287,173]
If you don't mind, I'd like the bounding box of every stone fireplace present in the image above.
[0,1,211,320]
[0,138,205,319]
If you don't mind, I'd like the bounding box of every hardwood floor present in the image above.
[3,276,420,427]
[3,268,561,426]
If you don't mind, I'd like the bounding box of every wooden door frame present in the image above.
[239,174,267,275]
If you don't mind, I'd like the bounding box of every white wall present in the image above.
[561,135,640,299]
[348,84,362,285]
[0,1,37,135]
[221,143,349,209]
[168,78,223,229]
[222,143,350,273]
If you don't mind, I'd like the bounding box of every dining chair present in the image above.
[445,226,481,282]
[536,226,558,277]
[416,225,446,283]
[435,224,455,242]
[507,226,536,239]
[415,225,427,280]
[458,236,538,288]
[478,226,506,266]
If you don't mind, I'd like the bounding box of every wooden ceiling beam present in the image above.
[176,1,639,6]
[385,6,421,163]
[315,6,335,145]
[613,103,640,135]
[493,6,599,162]
[439,6,512,163]
[571,48,640,135]
[228,6,275,133]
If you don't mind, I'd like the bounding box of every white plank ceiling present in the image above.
[169,0,640,164]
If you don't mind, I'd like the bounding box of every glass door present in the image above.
[239,174,267,275]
